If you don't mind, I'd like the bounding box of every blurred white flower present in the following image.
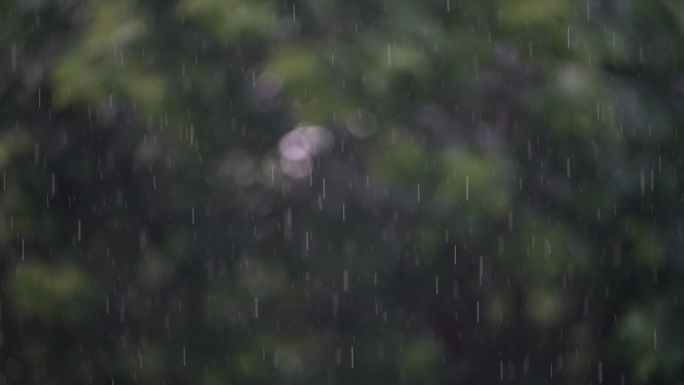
[278,124,334,178]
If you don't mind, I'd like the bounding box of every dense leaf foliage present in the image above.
[1,0,684,384]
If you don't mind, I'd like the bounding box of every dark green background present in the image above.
[1,0,684,383]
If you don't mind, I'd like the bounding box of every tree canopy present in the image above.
[1,0,684,384]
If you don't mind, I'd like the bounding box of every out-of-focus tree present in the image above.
[1,0,684,384]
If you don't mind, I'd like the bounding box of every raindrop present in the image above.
[651,169,654,191]
[587,1,591,22]
[658,155,662,174]
[465,175,469,200]
[479,256,483,285]
[254,298,259,319]
[351,346,354,369]
[283,207,292,240]
[343,269,349,292]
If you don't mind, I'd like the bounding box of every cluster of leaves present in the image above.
[1,0,684,384]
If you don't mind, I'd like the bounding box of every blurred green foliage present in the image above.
[1,0,684,384]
